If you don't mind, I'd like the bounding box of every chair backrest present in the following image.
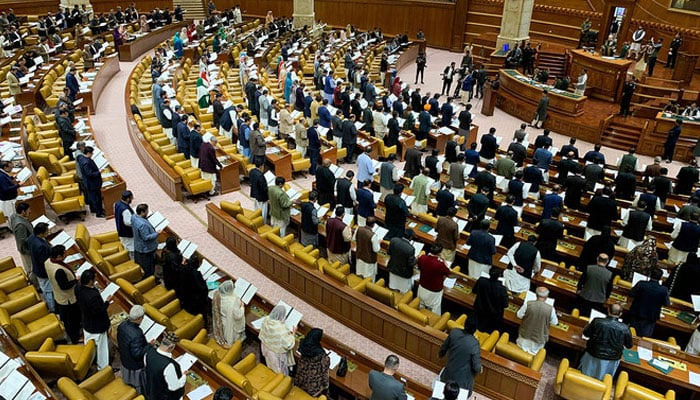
[557,358,610,400]
[366,282,397,307]
[116,278,146,305]
[74,224,90,253]
[398,303,429,325]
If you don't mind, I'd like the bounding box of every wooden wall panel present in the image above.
[91,0,174,13]
[0,0,59,14]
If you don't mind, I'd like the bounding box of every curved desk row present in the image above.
[118,21,190,62]
[77,54,121,115]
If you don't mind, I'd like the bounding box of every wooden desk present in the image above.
[569,49,632,103]
[637,112,700,160]
[118,21,189,62]
[266,150,292,181]
[219,159,241,194]
[499,69,587,117]
[383,43,419,88]
[78,53,121,115]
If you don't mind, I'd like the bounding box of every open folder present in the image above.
[139,315,166,343]
[276,300,303,330]
[234,278,257,305]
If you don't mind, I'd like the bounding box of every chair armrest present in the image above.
[12,302,49,323]
[80,366,115,392]
[1,292,39,315]
[18,318,64,351]
[174,314,204,340]
[221,340,243,365]
[104,250,130,265]
[134,276,157,292]
[94,231,119,244]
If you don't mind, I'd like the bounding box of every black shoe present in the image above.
[96,213,105,218]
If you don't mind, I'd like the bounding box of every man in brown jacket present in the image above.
[516,286,558,355]
[436,207,459,264]
[354,216,381,281]
[249,122,267,166]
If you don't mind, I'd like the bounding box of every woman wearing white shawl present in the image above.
[259,304,296,375]
[211,280,246,346]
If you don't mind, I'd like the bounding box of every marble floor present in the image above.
[1,45,690,399]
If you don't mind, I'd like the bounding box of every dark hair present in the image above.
[443,382,460,400]
[393,183,404,195]
[80,268,96,285]
[136,203,149,215]
[275,176,285,186]
[33,222,49,236]
[213,387,234,400]
[15,202,29,214]
[50,245,66,259]
[464,315,478,334]
[121,190,133,201]
[650,267,663,280]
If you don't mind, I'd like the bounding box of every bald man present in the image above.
[578,303,632,380]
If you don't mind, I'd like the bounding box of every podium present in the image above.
[672,52,698,84]
[481,84,498,116]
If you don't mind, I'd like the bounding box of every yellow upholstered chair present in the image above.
[75,224,123,257]
[36,166,77,190]
[174,165,213,198]
[378,139,397,159]
[366,280,413,308]
[143,299,204,340]
[445,317,499,351]
[0,275,40,314]
[88,248,143,283]
[554,358,612,400]
[41,180,85,217]
[26,337,96,381]
[319,258,371,292]
[493,333,546,372]
[180,329,242,368]
[116,276,176,309]
[58,367,143,400]
[0,302,65,351]
[614,371,675,400]
[216,353,284,397]
[398,297,451,331]
[0,257,26,284]
[258,376,328,400]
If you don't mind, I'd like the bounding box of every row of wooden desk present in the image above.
[118,21,190,62]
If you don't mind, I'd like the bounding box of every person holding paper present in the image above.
[516,286,558,355]
[627,267,670,337]
[212,280,246,346]
[409,168,431,215]
[578,303,632,381]
[293,328,330,397]
[143,331,186,400]
[439,317,482,394]
[355,216,381,281]
[299,191,320,246]
[577,227,616,271]
[474,267,509,333]
[621,237,658,280]
[77,146,105,218]
[249,159,269,222]
[45,245,81,343]
[436,208,459,264]
[178,255,209,325]
[259,304,296,375]
[29,222,54,311]
[76,269,111,369]
[619,202,652,251]
[577,253,613,316]
[10,202,33,280]
[117,305,151,393]
[269,176,292,236]
[132,203,158,277]
[665,254,700,302]
[417,245,452,315]
[0,161,18,219]
[326,206,353,265]
[114,191,135,258]
[368,355,407,400]
[668,212,700,264]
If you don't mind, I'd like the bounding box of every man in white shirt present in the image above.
[575,69,588,95]
[503,236,541,294]
[516,286,558,355]
[143,331,186,399]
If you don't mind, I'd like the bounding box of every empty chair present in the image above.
[26,337,96,381]
[116,276,176,308]
[58,367,143,400]
[554,358,612,400]
[143,299,204,340]
[614,371,675,400]
[179,329,242,368]
[0,302,65,351]
[493,332,546,372]
[216,353,284,397]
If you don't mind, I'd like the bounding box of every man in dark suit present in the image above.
[614,165,638,200]
[507,137,527,167]
[676,160,699,195]
[651,168,673,204]
[65,67,80,101]
[537,207,564,261]
[467,219,496,277]
[467,187,490,228]
[77,146,104,218]
[558,151,581,183]
[542,185,563,220]
[533,145,553,171]
[404,145,423,179]
[523,164,544,194]
[474,164,496,200]
[559,138,579,159]
[439,317,482,395]
[249,160,269,222]
[587,188,618,236]
[387,229,416,292]
[479,127,498,162]
[315,158,336,207]
[583,144,606,165]
[643,156,663,184]
[436,183,455,217]
[533,129,553,150]
[495,195,519,247]
[57,108,76,160]
[368,355,407,400]
[212,93,224,128]
[626,268,670,337]
[564,170,587,210]
[583,160,604,192]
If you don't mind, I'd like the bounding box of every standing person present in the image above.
[249,122,266,165]
[295,117,309,158]
[199,136,222,196]
[326,206,352,265]
[409,168,431,215]
[384,185,409,240]
[416,244,452,314]
[178,255,209,324]
[436,208,459,265]
[664,119,682,163]
[188,124,203,168]
[294,328,330,397]
[249,160,269,222]
[212,280,246,346]
[473,267,509,333]
[439,317,482,394]
[77,146,105,217]
[531,89,549,129]
[306,120,321,174]
[29,222,53,311]
[10,202,33,282]
[315,159,336,206]
[669,212,700,264]
[619,77,636,117]
[259,304,296,375]
[299,191,320,247]
[355,216,380,281]
[356,147,375,183]
[441,62,456,96]
[356,180,375,227]
[387,229,416,293]
[0,161,18,219]
[342,114,357,164]
[132,203,158,277]
[143,331,186,400]
[646,38,663,76]
[117,305,151,393]
[76,269,111,369]
[415,52,426,84]
[578,303,632,381]
[627,268,670,337]
[368,355,407,400]
[503,236,541,294]
[114,191,135,258]
[666,32,683,69]
[575,69,588,95]
[268,176,292,236]
[577,253,613,316]
[466,220,496,278]
[516,286,558,355]
[45,245,81,343]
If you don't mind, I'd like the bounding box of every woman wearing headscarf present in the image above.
[391,77,402,98]
[258,304,296,375]
[293,328,330,396]
[284,72,293,103]
[179,27,189,46]
[173,31,184,59]
[664,253,700,302]
[212,280,246,346]
[177,254,209,324]
[161,236,183,291]
[621,237,658,280]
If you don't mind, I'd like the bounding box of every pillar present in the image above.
[293,0,315,29]
[495,0,535,51]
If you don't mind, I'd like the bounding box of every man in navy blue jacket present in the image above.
[77,146,104,217]
[65,66,80,101]
[467,219,496,278]
[626,268,670,337]
[176,114,191,158]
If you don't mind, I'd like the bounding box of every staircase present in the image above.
[600,117,644,151]
[536,51,567,79]
[173,0,207,21]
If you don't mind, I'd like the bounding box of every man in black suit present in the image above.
[411,87,422,112]
[536,207,564,261]
[507,137,527,167]
[564,169,587,210]
[495,195,519,247]
[583,160,604,192]
[651,168,673,205]
[619,201,652,250]
[533,129,553,150]
[387,229,415,292]
[587,188,618,237]
[559,138,579,159]
[77,147,105,218]
[368,355,407,400]
[675,160,699,195]
[436,183,456,217]
[474,164,496,200]
[467,219,496,277]
[249,160,269,222]
[626,268,670,337]
[479,127,498,162]
[212,93,224,128]
[467,187,490,229]
[438,318,482,395]
[315,159,336,206]
[558,151,581,183]
[614,165,638,200]
[404,145,423,179]
[523,164,545,194]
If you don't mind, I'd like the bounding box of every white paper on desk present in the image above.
[100,282,119,301]
[637,346,653,361]
[251,317,264,330]
[15,383,36,400]
[16,167,31,183]
[541,269,555,279]
[187,384,213,400]
[325,348,342,369]
[50,231,74,248]
[0,357,20,382]
[0,369,29,400]
[27,391,46,400]
[632,272,647,287]
[176,353,197,372]
[691,295,700,312]
[443,277,457,289]
[64,253,83,263]
[689,371,700,387]
[73,98,84,106]
[589,308,606,322]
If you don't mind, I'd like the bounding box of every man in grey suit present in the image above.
[369,355,407,400]
[439,317,482,395]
